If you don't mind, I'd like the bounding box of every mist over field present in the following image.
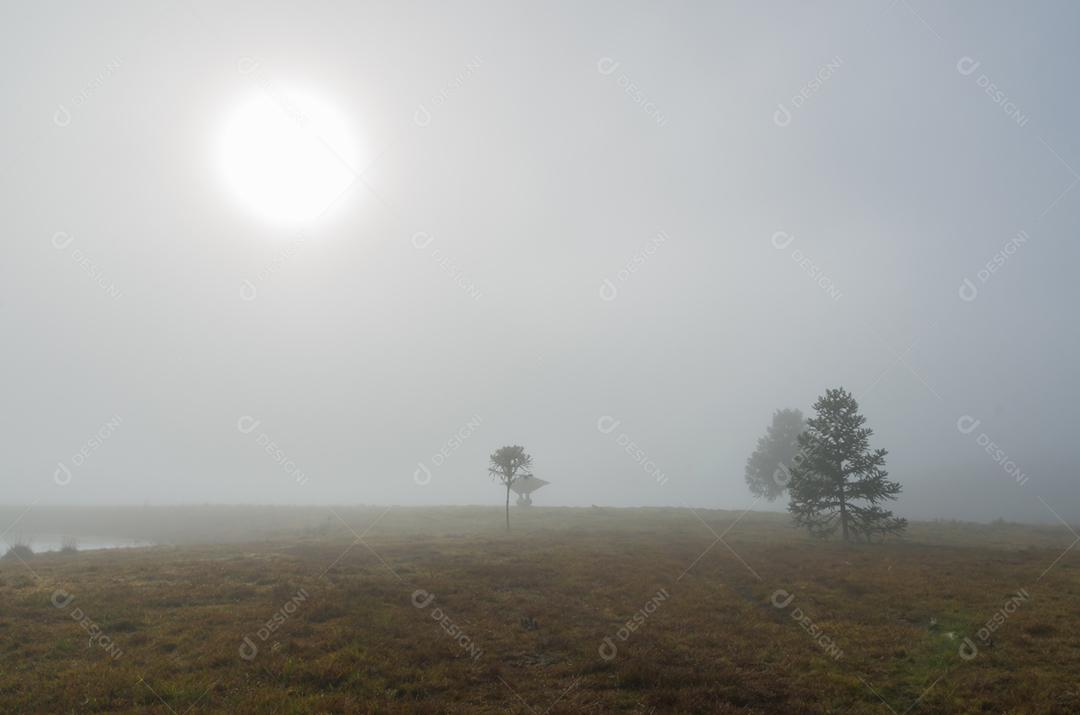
[4,0,1077,525]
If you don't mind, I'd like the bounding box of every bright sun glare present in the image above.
[219,90,358,224]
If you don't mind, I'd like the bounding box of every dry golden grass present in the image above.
[0,506,1077,713]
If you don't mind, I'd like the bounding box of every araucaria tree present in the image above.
[788,388,906,541]
[489,445,533,531]
[745,408,805,501]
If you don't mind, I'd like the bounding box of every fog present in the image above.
[4,1,1077,524]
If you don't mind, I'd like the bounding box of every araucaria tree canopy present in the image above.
[745,408,805,501]
[788,388,906,541]
[489,445,533,531]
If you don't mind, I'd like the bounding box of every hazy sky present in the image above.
[3,1,1077,523]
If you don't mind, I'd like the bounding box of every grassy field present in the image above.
[1,506,1078,713]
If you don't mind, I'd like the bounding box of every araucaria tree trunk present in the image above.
[788,388,907,541]
[488,445,533,533]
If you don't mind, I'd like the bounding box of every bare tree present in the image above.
[489,445,533,531]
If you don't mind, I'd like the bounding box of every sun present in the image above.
[218,89,359,224]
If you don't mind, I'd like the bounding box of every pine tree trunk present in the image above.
[839,499,849,542]
[838,466,849,542]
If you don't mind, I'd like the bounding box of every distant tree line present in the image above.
[485,386,905,541]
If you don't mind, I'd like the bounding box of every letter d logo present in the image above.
[236,416,261,434]
[598,636,618,661]
[956,415,981,435]
[53,104,72,127]
[413,463,432,486]
[51,589,75,608]
[413,104,432,128]
[770,589,794,609]
[958,277,978,302]
[956,56,981,76]
[771,231,794,250]
[52,232,74,250]
[54,462,73,486]
[238,635,259,661]
[236,57,260,75]
[773,103,792,127]
[596,57,620,76]
[596,415,621,435]
[411,589,435,608]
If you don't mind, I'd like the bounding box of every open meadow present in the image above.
[1,506,1078,714]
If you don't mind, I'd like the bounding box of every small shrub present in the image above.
[2,542,33,561]
[1025,623,1056,638]
[105,619,140,633]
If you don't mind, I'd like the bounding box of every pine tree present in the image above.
[788,388,906,541]
[745,408,805,501]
